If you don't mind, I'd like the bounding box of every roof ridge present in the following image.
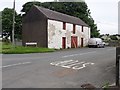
[34,5,88,26]
[36,5,80,20]
[34,5,48,18]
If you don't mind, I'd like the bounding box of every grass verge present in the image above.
[1,42,55,54]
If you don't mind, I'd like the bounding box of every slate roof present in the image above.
[35,5,89,26]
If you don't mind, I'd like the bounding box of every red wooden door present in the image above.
[62,37,66,49]
[81,38,84,47]
[71,36,78,48]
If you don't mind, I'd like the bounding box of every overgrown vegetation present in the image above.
[1,42,55,54]
[2,8,22,41]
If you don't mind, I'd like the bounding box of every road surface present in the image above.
[2,47,116,88]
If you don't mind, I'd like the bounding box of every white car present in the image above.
[88,38,105,48]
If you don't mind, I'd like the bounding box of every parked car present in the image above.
[88,38,105,48]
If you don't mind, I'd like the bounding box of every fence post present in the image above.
[116,47,120,87]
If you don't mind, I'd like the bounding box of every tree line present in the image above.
[1,2,100,41]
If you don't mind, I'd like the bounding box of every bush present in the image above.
[110,35,118,40]
[2,38,11,44]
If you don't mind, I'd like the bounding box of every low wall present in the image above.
[108,41,120,47]
[15,40,22,46]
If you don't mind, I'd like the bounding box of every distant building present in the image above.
[22,6,90,49]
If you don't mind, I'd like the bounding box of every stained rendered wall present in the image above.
[47,19,90,49]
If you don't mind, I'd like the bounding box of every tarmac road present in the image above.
[2,47,116,88]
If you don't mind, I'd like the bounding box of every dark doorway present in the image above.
[81,38,84,47]
[62,37,66,49]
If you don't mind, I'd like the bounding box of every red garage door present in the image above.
[71,36,78,48]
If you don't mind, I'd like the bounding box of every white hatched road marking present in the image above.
[2,62,31,68]
[50,60,95,70]
[72,62,94,70]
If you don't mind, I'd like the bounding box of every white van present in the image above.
[88,38,105,48]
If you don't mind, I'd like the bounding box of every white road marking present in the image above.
[61,62,85,69]
[2,62,31,68]
[72,62,95,70]
[62,51,97,58]
[57,60,78,66]
[50,60,95,70]
[50,60,73,66]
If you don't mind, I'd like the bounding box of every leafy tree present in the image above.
[21,2,100,37]
[14,14,22,40]
[2,8,22,41]
[21,1,42,16]
[2,8,14,41]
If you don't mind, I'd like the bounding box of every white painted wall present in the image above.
[83,26,90,46]
[48,19,65,49]
[47,19,90,49]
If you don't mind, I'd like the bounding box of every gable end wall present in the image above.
[22,6,48,47]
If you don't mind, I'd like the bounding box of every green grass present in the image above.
[1,42,55,54]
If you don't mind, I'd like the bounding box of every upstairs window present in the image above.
[82,26,84,32]
[63,22,66,30]
[73,24,76,34]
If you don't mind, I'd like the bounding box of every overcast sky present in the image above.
[0,0,119,35]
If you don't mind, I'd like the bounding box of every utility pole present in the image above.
[12,0,15,47]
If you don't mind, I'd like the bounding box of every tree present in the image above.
[21,2,100,37]
[2,8,22,41]
[21,1,42,16]
[14,14,22,40]
[2,8,14,41]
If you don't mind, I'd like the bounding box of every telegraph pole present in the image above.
[12,0,15,47]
